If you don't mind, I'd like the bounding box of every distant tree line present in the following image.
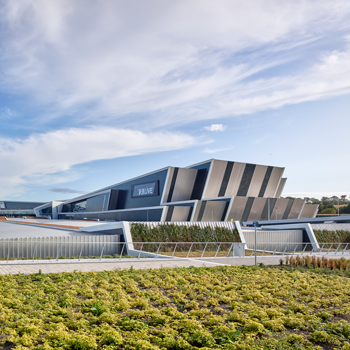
[303,195,350,215]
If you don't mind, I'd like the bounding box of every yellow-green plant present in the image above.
[0,265,350,349]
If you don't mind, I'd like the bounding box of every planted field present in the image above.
[1,266,350,350]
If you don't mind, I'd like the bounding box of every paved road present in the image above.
[0,255,346,275]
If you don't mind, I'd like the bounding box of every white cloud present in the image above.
[0,108,14,120]
[203,146,234,154]
[1,1,350,128]
[204,124,227,132]
[0,127,198,197]
[48,187,87,194]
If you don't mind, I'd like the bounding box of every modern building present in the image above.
[35,159,318,223]
[0,200,46,218]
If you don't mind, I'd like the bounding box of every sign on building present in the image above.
[131,181,159,198]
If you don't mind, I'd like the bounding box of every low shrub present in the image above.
[0,265,350,349]
[130,223,241,243]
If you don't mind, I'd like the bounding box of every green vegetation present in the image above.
[314,229,350,243]
[303,195,350,215]
[1,265,350,349]
[285,195,350,215]
[130,223,241,243]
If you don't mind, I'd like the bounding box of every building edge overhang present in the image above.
[62,166,172,205]
[186,158,286,170]
[60,205,167,215]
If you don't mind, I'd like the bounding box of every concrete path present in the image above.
[0,255,346,275]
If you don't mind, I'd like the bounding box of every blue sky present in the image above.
[1,0,350,202]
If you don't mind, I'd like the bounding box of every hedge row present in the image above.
[313,229,350,243]
[130,223,241,243]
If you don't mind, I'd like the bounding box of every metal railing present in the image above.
[0,241,348,262]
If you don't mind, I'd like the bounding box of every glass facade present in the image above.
[62,169,168,214]
[40,207,52,215]
[71,193,109,213]
[0,210,35,217]
[0,201,45,218]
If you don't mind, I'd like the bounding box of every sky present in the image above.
[1,0,350,202]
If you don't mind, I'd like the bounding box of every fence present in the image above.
[0,240,349,262]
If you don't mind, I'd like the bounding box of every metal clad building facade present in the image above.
[35,158,315,223]
[0,201,46,217]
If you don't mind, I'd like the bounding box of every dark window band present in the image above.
[165,206,174,221]
[258,166,273,197]
[197,201,206,221]
[282,199,294,220]
[218,161,234,197]
[237,164,256,197]
[241,197,255,223]
[167,167,179,202]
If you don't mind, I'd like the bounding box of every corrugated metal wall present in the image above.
[0,235,122,259]
[242,229,303,252]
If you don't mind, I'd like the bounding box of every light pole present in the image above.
[255,225,257,265]
[338,198,340,217]
[253,221,258,265]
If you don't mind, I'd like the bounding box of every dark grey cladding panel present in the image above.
[258,166,273,197]
[221,201,230,221]
[259,197,277,220]
[237,164,256,197]
[108,190,120,211]
[59,208,163,222]
[218,161,234,197]
[62,203,73,212]
[111,169,168,209]
[63,168,168,212]
[241,197,255,223]
[188,161,212,172]
[187,207,193,221]
[2,202,45,210]
[165,206,174,221]
[197,201,207,222]
[191,169,208,200]
[282,198,295,220]
[167,167,179,202]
